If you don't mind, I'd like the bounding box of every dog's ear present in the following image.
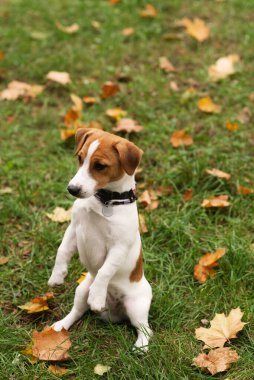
[114,140,143,175]
[75,128,92,154]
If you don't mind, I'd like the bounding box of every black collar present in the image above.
[94,188,137,206]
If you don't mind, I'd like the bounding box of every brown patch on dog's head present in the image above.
[129,247,143,282]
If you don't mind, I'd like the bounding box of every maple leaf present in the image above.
[194,248,226,283]
[113,118,143,133]
[122,27,135,36]
[83,96,98,105]
[94,364,111,376]
[46,71,71,85]
[48,365,68,376]
[195,307,246,348]
[176,18,210,42]
[105,107,127,120]
[101,81,120,99]
[139,4,157,18]
[183,188,193,202]
[77,272,87,284]
[0,81,44,100]
[0,256,9,266]
[237,185,254,195]
[170,129,193,148]
[193,347,239,375]
[208,54,240,81]
[206,168,231,180]
[226,121,238,131]
[46,207,72,223]
[201,195,230,208]
[56,22,79,34]
[138,190,159,211]
[32,326,72,361]
[159,57,176,72]
[197,96,221,113]
[139,214,148,234]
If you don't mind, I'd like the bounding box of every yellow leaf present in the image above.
[139,4,157,17]
[170,129,193,148]
[56,22,79,34]
[48,365,68,376]
[226,122,238,131]
[61,129,76,141]
[46,71,71,85]
[194,347,239,375]
[46,207,72,223]
[208,54,240,81]
[177,18,210,42]
[105,107,127,120]
[21,346,38,364]
[70,93,83,114]
[197,96,221,113]
[18,302,49,313]
[83,96,98,105]
[206,168,231,180]
[0,187,13,194]
[94,364,111,376]
[77,272,87,284]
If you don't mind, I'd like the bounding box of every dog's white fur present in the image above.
[48,134,152,351]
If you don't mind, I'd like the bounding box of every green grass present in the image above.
[1,0,254,378]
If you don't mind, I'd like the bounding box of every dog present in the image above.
[48,128,152,351]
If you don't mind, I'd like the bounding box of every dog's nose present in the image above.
[67,184,81,196]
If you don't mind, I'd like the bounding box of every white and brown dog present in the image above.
[48,128,153,351]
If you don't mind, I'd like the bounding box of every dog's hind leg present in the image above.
[53,273,93,331]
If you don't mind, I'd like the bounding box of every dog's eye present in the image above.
[93,162,107,171]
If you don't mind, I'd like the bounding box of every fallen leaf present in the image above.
[19,292,54,314]
[122,27,135,36]
[194,248,226,284]
[70,93,83,114]
[199,248,226,267]
[30,31,49,40]
[46,207,72,223]
[48,365,68,376]
[139,214,148,234]
[31,292,54,303]
[32,325,72,361]
[77,272,87,284]
[105,107,127,120]
[0,50,5,61]
[159,57,176,72]
[56,21,79,34]
[170,129,193,148]
[0,256,9,266]
[94,364,111,376]
[176,18,210,42]
[91,20,101,29]
[0,187,13,194]
[0,81,44,100]
[237,185,254,195]
[201,195,230,208]
[226,121,238,131]
[21,346,38,364]
[88,120,103,130]
[195,307,246,348]
[139,190,159,211]
[61,129,76,141]
[101,81,120,99]
[194,264,216,284]
[64,109,79,127]
[108,0,121,4]
[206,168,231,180]
[194,347,239,375]
[113,118,143,133]
[208,55,240,81]
[181,87,197,102]
[169,81,179,91]
[46,71,71,85]
[237,107,251,124]
[183,188,193,202]
[83,96,98,105]
[139,4,157,17]
[197,96,221,113]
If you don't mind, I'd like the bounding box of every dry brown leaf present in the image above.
[0,187,13,194]
[0,81,44,100]
[0,256,9,266]
[206,168,231,180]
[208,54,240,81]
[46,71,71,85]
[61,129,76,141]
[48,365,68,376]
[199,248,226,267]
[201,195,230,208]
[159,57,176,72]
[56,22,79,34]
[32,325,72,361]
[113,118,143,133]
[194,248,226,283]
[70,93,83,114]
[64,109,79,127]
[46,207,72,223]
[31,292,54,304]
[237,107,251,124]
[183,188,193,202]
[226,121,238,131]
[105,107,127,120]
[77,272,87,284]
[139,4,157,17]
[194,264,216,284]
[0,50,5,61]
[195,307,246,348]
[169,81,179,91]
[197,96,221,113]
[94,364,111,376]
[139,214,148,234]
[19,292,54,314]
[194,347,239,375]
[139,190,159,211]
[83,96,98,105]
[88,120,104,130]
[170,129,193,148]
[108,0,121,4]
[122,27,135,36]
[101,81,120,99]
[237,185,254,195]
[91,20,101,29]
[21,346,38,364]
[177,18,209,42]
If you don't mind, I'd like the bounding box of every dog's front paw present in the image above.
[48,266,67,287]
[52,319,70,332]
[87,286,106,312]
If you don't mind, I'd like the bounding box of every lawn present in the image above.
[1,0,254,378]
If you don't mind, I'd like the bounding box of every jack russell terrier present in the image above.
[48,128,153,352]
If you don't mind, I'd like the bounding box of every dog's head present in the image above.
[67,128,143,198]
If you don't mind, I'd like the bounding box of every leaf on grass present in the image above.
[195,307,246,348]
[70,93,83,114]
[183,188,193,202]
[77,272,87,284]
[181,87,197,102]
[0,81,44,100]
[208,54,240,81]
[94,364,111,376]
[139,4,157,18]
[30,31,49,40]
[48,365,68,376]
[159,57,176,72]
[46,207,72,223]
[237,185,254,195]
[201,195,230,208]
[176,18,210,42]
[106,107,127,120]
[237,107,251,124]
[193,347,239,375]
[108,0,121,4]
[0,256,9,266]
[46,71,71,85]
[170,129,193,148]
[206,168,231,180]
[91,20,101,29]
[197,96,221,113]
[169,81,179,91]
[0,50,5,61]
[139,214,148,234]
[56,22,79,34]
[226,121,238,131]
[138,190,159,211]
[32,325,72,361]
[122,27,135,36]
[101,81,120,99]
[31,292,54,304]
[194,248,226,284]
[0,187,13,194]
[113,118,143,133]
[83,96,98,105]
[21,346,38,364]
[61,129,76,141]
[19,292,54,314]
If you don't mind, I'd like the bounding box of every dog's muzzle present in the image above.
[67,184,81,197]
